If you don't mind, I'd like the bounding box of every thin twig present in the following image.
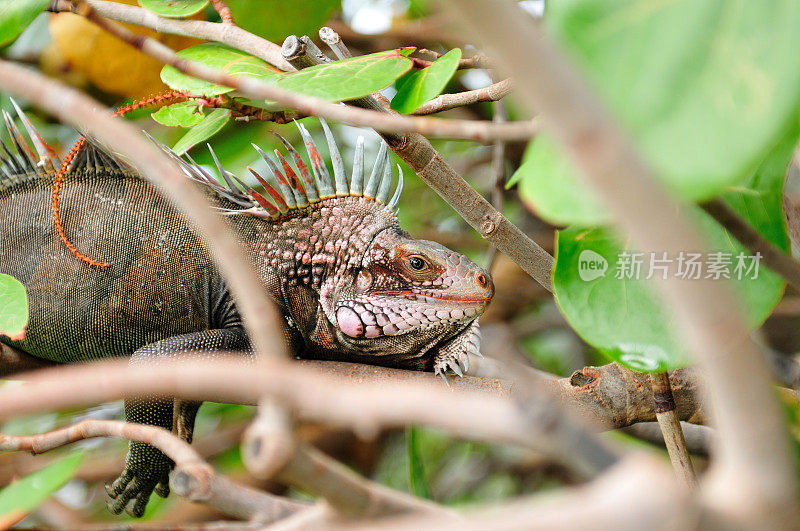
[209,0,233,24]
[622,422,713,458]
[447,0,799,524]
[485,91,509,268]
[413,78,513,115]
[319,26,353,59]
[650,372,697,488]
[700,197,800,293]
[0,419,306,522]
[49,0,290,70]
[414,49,493,70]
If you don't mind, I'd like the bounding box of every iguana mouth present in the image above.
[370,290,493,305]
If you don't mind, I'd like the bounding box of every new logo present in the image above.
[578,250,608,281]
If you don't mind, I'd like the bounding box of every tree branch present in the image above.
[0,356,620,477]
[209,0,233,24]
[413,78,513,115]
[49,0,291,70]
[700,197,800,293]
[0,419,306,522]
[650,372,697,487]
[0,341,707,430]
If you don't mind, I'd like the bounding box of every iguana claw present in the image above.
[106,442,172,517]
[432,321,481,381]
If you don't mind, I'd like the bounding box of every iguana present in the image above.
[0,103,493,516]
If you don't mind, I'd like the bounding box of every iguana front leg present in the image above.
[106,328,250,517]
[432,320,482,380]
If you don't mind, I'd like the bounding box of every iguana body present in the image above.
[0,106,493,516]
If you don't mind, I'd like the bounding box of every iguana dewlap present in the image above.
[0,104,493,516]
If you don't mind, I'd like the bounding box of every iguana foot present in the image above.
[106,442,172,517]
[433,321,482,382]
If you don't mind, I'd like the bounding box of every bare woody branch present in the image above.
[650,372,697,487]
[446,0,799,525]
[48,0,291,70]
[701,198,800,293]
[276,445,452,519]
[0,419,306,522]
[323,455,692,531]
[413,78,513,115]
[0,342,707,431]
[209,0,233,24]
[413,49,493,70]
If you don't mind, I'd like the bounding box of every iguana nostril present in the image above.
[476,273,488,289]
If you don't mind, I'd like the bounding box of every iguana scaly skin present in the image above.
[0,104,493,516]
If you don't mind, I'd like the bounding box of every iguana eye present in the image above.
[408,256,427,271]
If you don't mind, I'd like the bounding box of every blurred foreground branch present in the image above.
[0,419,306,522]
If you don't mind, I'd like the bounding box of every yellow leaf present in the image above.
[47,0,200,99]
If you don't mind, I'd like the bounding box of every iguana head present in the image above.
[168,118,493,377]
[323,224,493,375]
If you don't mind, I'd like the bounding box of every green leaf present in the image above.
[138,0,208,18]
[151,101,206,127]
[172,108,230,155]
[0,453,83,525]
[553,128,796,372]
[225,0,339,43]
[518,0,800,226]
[406,426,431,499]
[0,0,49,46]
[0,274,28,341]
[272,49,414,104]
[160,43,278,96]
[391,48,462,114]
[511,134,610,226]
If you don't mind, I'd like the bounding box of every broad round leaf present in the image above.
[138,0,208,18]
[152,101,206,127]
[517,0,800,226]
[391,48,462,114]
[226,0,339,43]
[272,49,414,104]
[511,134,610,226]
[553,129,795,372]
[0,0,49,46]
[161,43,278,96]
[0,274,28,341]
[172,108,230,155]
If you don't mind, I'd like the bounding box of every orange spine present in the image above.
[52,91,191,268]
